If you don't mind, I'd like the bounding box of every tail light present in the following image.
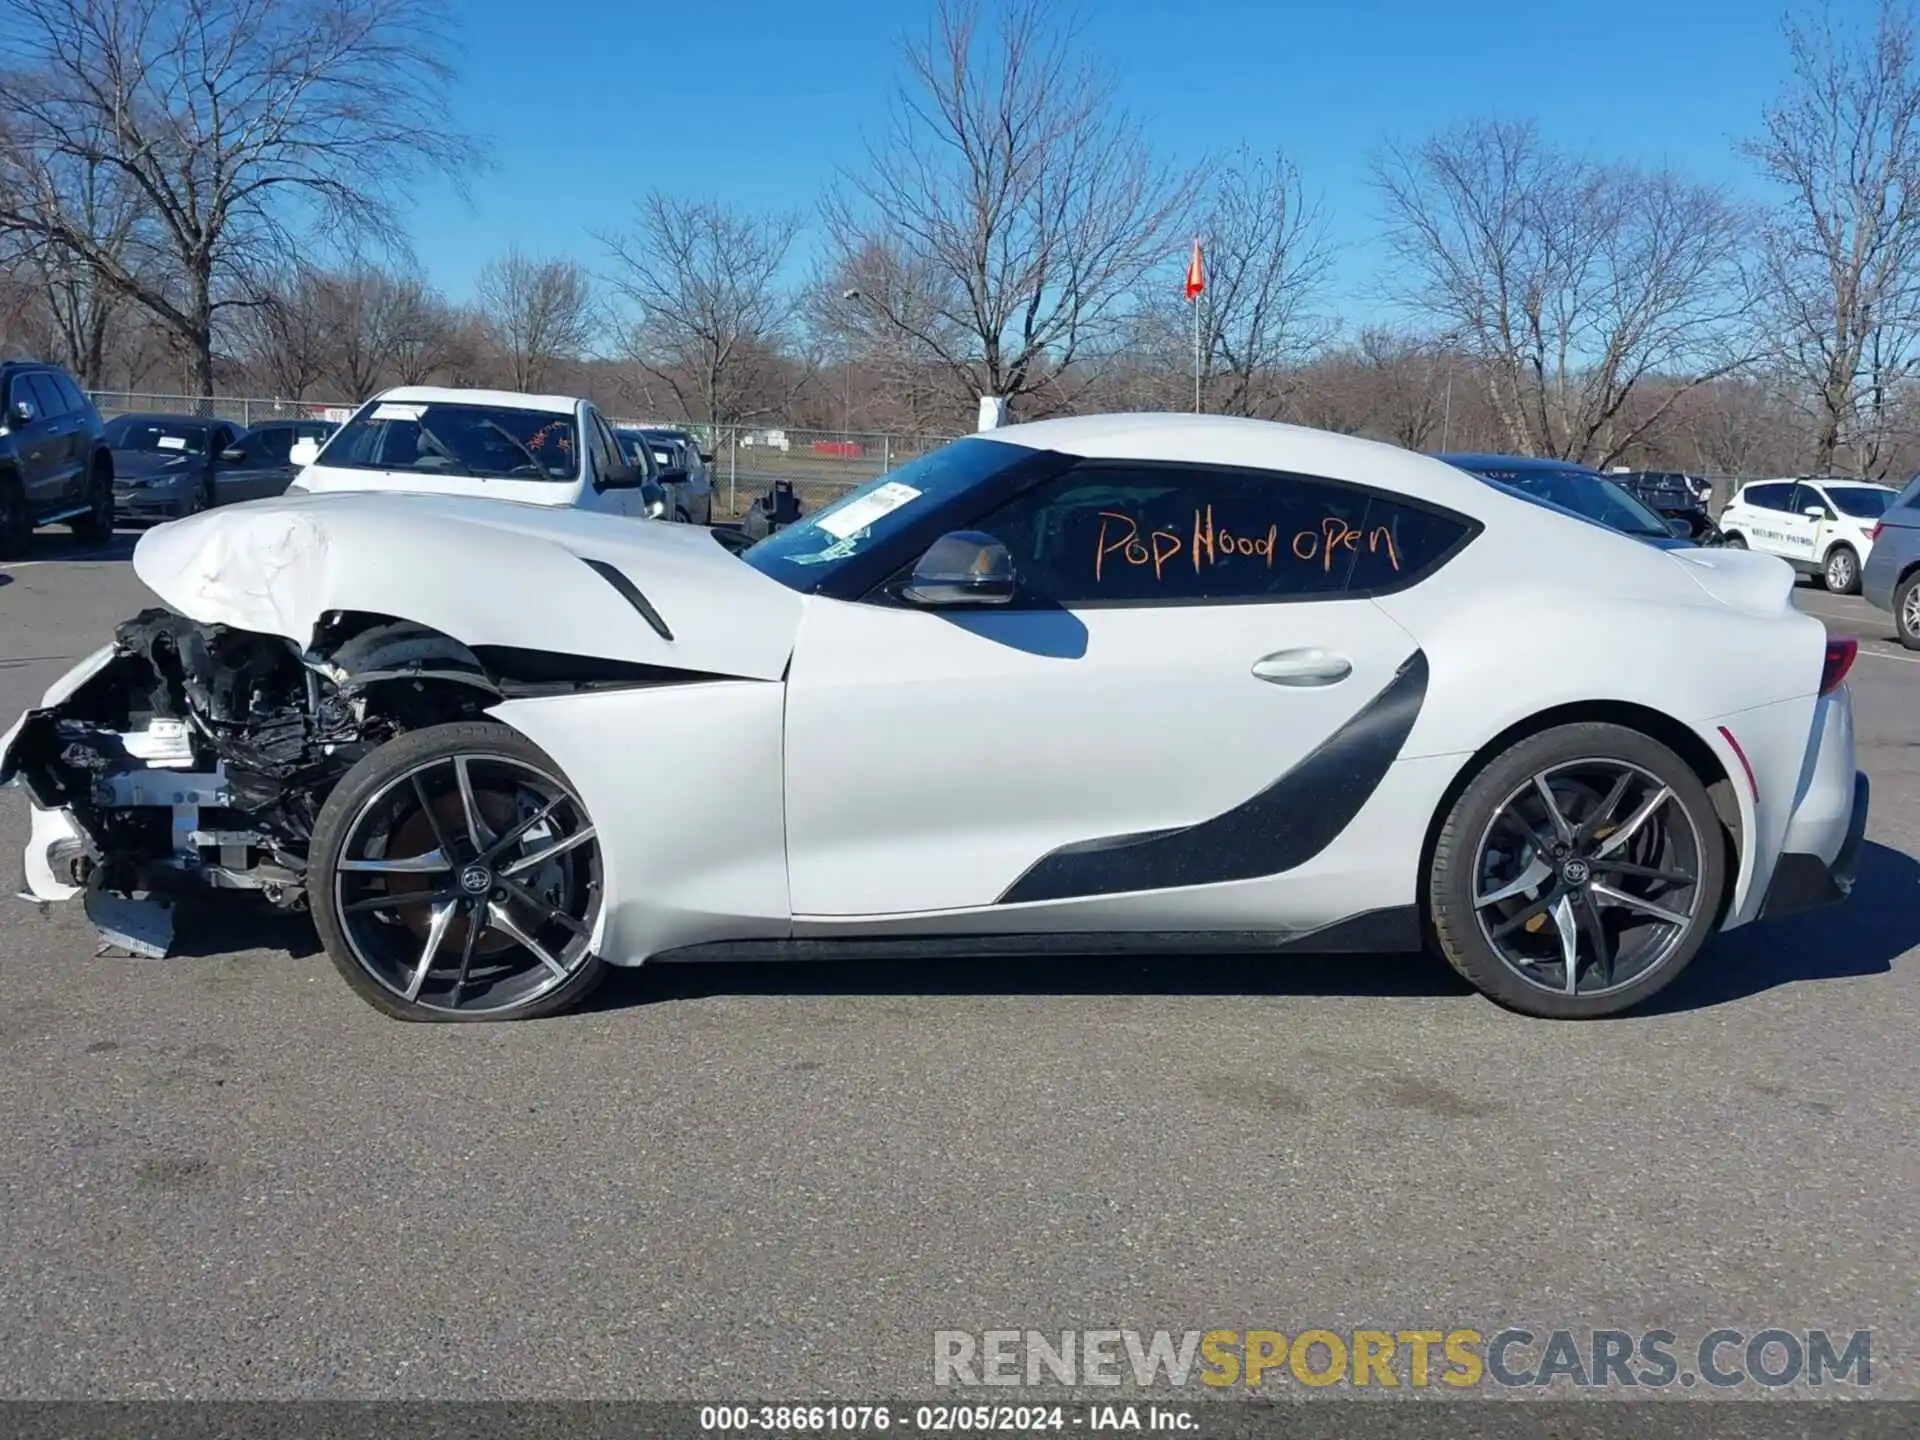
[1820,636,1858,694]
[1866,522,1883,541]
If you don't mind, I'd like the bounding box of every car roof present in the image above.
[1432,451,1605,476]
[248,417,334,430]
[107,412,220,426]
[983,413,1498,513]
[373,385,581,414]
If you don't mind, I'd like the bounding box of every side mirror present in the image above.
[698,451,714,466]
[1666,516,1691,538]
[596,461,643,492]
[1803,505,1829,520]
[9,400,34,426]
[640,479,668,518]
[289,437,321,467]
[220,446,246,463]
[900,531,1016,607]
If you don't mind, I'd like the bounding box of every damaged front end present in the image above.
[4,609,500,955]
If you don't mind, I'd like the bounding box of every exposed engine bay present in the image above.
[5,606,670,955]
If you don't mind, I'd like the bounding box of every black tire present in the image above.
[1823,544,1860,594]
[0,471,28,558]
[309,720,608,1022]
[1428,722,1727,1019]
[1720,532,1746,550]
[673,505,691,525]
[70,454,114,542]
[1894,570,1920,651]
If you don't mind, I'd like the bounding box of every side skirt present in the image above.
[648,905,1424,964]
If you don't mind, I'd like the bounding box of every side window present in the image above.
[4,374,33,415]
[1744,484,1786,511]
[1896,475,1920,513]
[27,373,67,418]
[974,463,1474,607]
[51,372,88,415]
[254,429,295,464]
[1788,484,1827,517]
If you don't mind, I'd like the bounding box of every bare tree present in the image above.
[1748,0,1920,472]
[808,241,969,432]
[1127,147,1333,417]
[0,0,470,398]
[322,266,440,401]
[234,266,335,399]
[600,194,807,425]
[474,248,594,392]
[822,0,1200,416]
[1375,118,1758,466]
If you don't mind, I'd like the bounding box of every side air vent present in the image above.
[581,558,673,642]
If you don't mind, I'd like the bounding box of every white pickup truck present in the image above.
[289,387,665,519]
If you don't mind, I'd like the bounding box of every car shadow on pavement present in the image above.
[168,895,323,960]
[1640,839,1917,1014]
[594,943,1474,1012]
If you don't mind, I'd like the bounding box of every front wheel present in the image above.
[1428,723,1727,1019]
[308,721,608,1021]
[71,458,114,542]
[1824,545,1860,594]
[1895,571,1920,651]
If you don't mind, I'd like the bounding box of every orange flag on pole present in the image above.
[1184,240,1206,301]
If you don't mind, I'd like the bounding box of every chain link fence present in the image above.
[86,391,357,428]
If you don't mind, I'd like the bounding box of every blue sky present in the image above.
[410,0,1815,321]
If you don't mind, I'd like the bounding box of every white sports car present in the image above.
[1,415,1868,1022]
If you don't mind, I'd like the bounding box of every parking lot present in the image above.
[0,527,1915,1400]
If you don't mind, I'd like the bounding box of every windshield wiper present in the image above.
[413,421,484,478]
[478,420,551,477]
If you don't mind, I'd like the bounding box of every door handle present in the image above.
[1251,648,1352,686]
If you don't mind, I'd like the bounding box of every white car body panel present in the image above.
[783,594,1418,916]
[6,411,1867,1008]
[129,490,804,681]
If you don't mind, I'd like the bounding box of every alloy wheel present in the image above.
[1827,549,1856,592]
[330,753,601,1016]
[1470,759,1704,999]
[1903,582,1920,640]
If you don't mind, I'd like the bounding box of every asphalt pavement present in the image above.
[0,526,1914,1400]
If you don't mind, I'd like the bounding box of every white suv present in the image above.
[1718,476,1899,593]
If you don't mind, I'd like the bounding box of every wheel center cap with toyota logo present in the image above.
[1560,857,1592,886]
[459,863,493,896]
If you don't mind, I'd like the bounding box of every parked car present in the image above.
[287,388,664,519]
[621,425,715,525]
[1716,476,1899,593]
[213,418,339,501]
[106,413,249,522]
[1860,471,1920,648]
[1612,471,1722,543]
[4,414,1864,1024]
[0,358,114,552]
[1434,453,1694,548]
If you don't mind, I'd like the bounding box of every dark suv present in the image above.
[0,360,114,554]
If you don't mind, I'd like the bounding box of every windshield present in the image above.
[1456,462,1672,538]
[105,417,208,455]
[1827,486,1894,519]
[320,401,580,481]
[740,436,1038,589]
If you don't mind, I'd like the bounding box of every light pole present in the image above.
[1438,330,1462,451]
[841,288,861,436]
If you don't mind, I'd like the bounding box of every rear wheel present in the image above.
[1428,723,1727,1019]
[0,472,28,557]
[1823,544,1860,594]
[1720,532,1746,550]
[309,721,607,1022]
[71,456,114,542]
[1895,571,1920,651]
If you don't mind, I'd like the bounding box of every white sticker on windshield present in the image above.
[815,481,923,540]
[156,435,186,451]
[371,403,426,421]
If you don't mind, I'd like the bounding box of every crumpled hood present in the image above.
[131,490,805,681]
